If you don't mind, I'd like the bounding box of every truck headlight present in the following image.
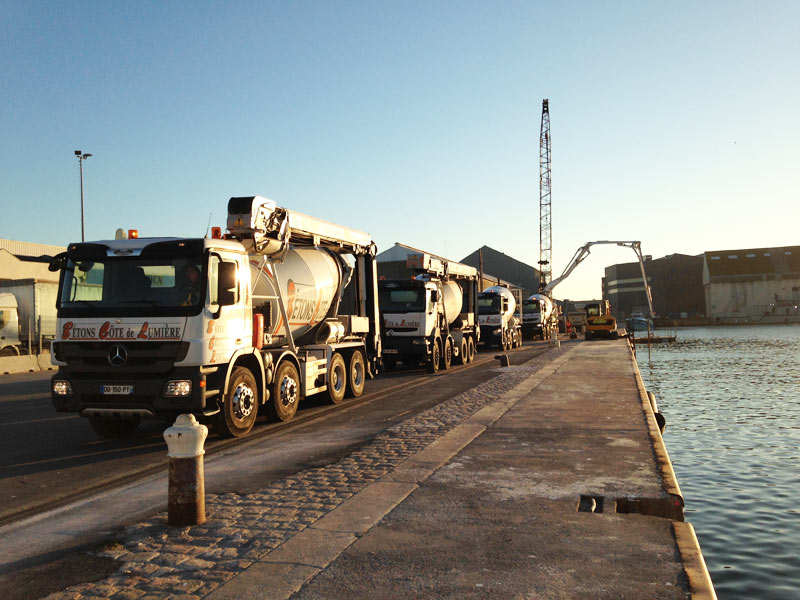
[164,380,192,397]
[53,380,73,395]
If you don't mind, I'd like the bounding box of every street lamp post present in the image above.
[74,150,92,242]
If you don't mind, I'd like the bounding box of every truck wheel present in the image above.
[347,350,366,397]
[216,366,258,437]
[458,338,468,365]
[267,361,300,422]
[467,337,476,363]
[427,337,441,373]
[441,338,452,370]
[326,353,347,404]
[89,417,140,439]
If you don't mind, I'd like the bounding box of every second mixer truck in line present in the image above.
[379,252,479,373]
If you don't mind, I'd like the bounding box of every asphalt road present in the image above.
[0,341,551,527]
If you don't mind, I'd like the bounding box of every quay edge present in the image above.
[631,340,718,599]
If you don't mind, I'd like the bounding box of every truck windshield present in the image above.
[522,301,541,314]
[585,304,601,316]
[379,285,425,313]
[478,295,501,315]
[58,256,205,317]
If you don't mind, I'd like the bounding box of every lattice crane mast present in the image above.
[539,99,552,292]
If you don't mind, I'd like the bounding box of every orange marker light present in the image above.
[211,227,222,239]
[128,229,139,239]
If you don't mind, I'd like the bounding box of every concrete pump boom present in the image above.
[543,241,654,317]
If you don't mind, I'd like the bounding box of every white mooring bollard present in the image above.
[163,414,208,526]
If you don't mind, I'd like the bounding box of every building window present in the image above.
[745,253,756,258]
[728,255,738,259]
[764,252,771,257]
[711,256,721,260]
[785,251,792,256]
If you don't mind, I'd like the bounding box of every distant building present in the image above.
[376,243,528,293]
[704,246,800,323]
[603,253,704,320]
[0,239,65,283]
[460,245,540,297]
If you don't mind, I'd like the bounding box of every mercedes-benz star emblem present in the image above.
[108,345,128,367]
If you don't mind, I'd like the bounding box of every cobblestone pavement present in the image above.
[46,347,566,599]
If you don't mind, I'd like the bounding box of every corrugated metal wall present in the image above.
[0,238,66,257]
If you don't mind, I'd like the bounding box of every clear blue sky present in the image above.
[2,1,798,301]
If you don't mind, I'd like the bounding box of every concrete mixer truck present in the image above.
[379,252,479,373]
[521,293,557,340]
[478,286,522,350]
[48,196,381,439]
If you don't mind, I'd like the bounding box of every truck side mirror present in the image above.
[217,262,238,306]
[48,253,67,272]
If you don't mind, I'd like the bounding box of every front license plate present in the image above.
[101,385,134,395]
[383,348,399,354]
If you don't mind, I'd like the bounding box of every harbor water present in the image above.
[638,325,800,599]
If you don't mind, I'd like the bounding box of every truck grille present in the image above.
[54,341,189,375]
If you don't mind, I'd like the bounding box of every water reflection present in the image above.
[640,324,800,600]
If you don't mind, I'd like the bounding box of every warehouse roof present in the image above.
[704,246,800,280]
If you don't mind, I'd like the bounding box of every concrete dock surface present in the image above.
[3,340,716,599]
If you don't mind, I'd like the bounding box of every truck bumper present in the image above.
[522,323,544,338]
[381,336,428,361]
[478,326,502,348]
[51,366,214,419]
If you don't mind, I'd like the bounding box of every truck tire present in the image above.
[427,337,441,373]
[441,337,452,370]
[346,350,366,397]
[458,338,468,365]
[216,366,258,437]
[467,337,476,363]
[325,353,347,404]
[89,416,140,439]
[267,361,300,422]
